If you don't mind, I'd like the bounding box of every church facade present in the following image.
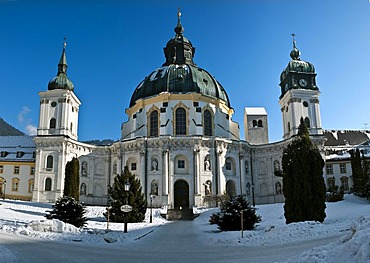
[31,14,325,208]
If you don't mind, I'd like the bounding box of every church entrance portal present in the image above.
[174,180,189,209]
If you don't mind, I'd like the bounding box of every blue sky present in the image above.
[1,0,369,143]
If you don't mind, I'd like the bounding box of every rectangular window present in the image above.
[30,166,35,175]
[131,163,137,171]
[0,165,3,173]
[178,160,185,169]
[226,161,232,171]
[14,166,20,174]
[326,164,333,175]
[340,164,346,174]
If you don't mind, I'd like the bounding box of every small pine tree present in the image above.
[105,166,147,223]
[209,195,261,231]
[282,119,326,224]
[64,157,80,201]
[326,185,344,202]
[46,196,87,228]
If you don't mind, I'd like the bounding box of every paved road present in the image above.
[0,221,340,263]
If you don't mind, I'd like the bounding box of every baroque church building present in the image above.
[31,14,325,208]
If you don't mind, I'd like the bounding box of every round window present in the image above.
[51,101,57,107]
[303,101,309,107]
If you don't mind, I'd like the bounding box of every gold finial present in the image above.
[177,8,181,18]
[63,36,67,48]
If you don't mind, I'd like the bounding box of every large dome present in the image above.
[130,64,230,107]
[129,13,230,108]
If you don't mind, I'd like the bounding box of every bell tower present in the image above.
[37,41,81,140]
[33,40,82,203]
[279,34,322,140]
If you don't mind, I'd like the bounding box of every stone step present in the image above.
[163,209,196,221]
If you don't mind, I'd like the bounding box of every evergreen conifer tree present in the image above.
[209,195,261,231]
[350,149,370,198]
[64,157,80,201]
[106,166,147,223]
[46,196,87,228]
[282,119,326,224]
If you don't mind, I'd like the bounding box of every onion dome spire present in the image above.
[48,38,74,91]
[174,8,184,35]
[58,38,68,74]
[290,33,301,60]
[163,10,196,66]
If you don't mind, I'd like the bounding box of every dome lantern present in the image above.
[48,39,74,91]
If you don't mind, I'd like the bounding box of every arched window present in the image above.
[287,122,291,131]
[258,120,263,127]
[149,110,159,137]
[175,107,186,135]
[28,179,34,193]
[340,176,349,191]
[252,120,257,127]
[46,155,53,171]
[45,178,52,191]
[203,110,213,136]
[50,118,56,129]
[327,177,335,190]
[70,122,73,131]
[304,117,311,128]
[226,180,236,198]
[12,178,20,192]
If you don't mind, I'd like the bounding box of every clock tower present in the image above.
[279,35,322,140]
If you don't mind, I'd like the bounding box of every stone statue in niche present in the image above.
[204,156,211,171]
[81,161,87,175]
[204,180,212,195]
[246,182,251,196]
[276,182,282,194]
[80,183,86,196]
[151,158,158,171]
[151,181,158,195]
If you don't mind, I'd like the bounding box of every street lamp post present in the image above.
[3,180,7,200]
[123,180,131,233]
[251,184,255,207]
[150,194,153,223]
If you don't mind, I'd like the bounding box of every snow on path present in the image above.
[0,194,369,262]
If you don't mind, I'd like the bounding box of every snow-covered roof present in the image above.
[244,107,267,116]
[323,130,370,147]
[0,136,36,162]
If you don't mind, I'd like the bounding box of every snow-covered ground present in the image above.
[0,194,369,262]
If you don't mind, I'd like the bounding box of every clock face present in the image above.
[299,78,307,87]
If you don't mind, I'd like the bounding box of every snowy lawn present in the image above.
[0,194,369,262]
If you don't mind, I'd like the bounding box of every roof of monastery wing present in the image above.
[323,130,370,147]
[0,136,36,162]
